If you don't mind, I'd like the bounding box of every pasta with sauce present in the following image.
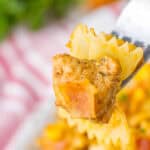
[37,24,144,150]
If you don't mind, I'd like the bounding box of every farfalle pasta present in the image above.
[37,24,144,150]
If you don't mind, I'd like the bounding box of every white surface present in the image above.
[116,0,150,45]
[81,7,116,33]
[6,91,56,150]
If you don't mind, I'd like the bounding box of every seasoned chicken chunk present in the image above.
[52,54,121,121]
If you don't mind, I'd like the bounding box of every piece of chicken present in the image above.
[52,54,121,121]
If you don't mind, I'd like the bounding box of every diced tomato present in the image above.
[54,140,69,150]
[59,80,97,118]
[64,82,93,117]
[136,138,150,150]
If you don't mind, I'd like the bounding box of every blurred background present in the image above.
[1,0,150,150]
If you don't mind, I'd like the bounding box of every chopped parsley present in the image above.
[118,93,128,102]
[139,128,146,133]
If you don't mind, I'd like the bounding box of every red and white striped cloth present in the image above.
[0,2,124,150]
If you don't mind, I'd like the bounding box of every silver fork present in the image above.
[112,0,150,87]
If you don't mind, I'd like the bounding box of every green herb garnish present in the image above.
[140,128,146,133]
[0,0,80,40]
[118,93,128,102]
